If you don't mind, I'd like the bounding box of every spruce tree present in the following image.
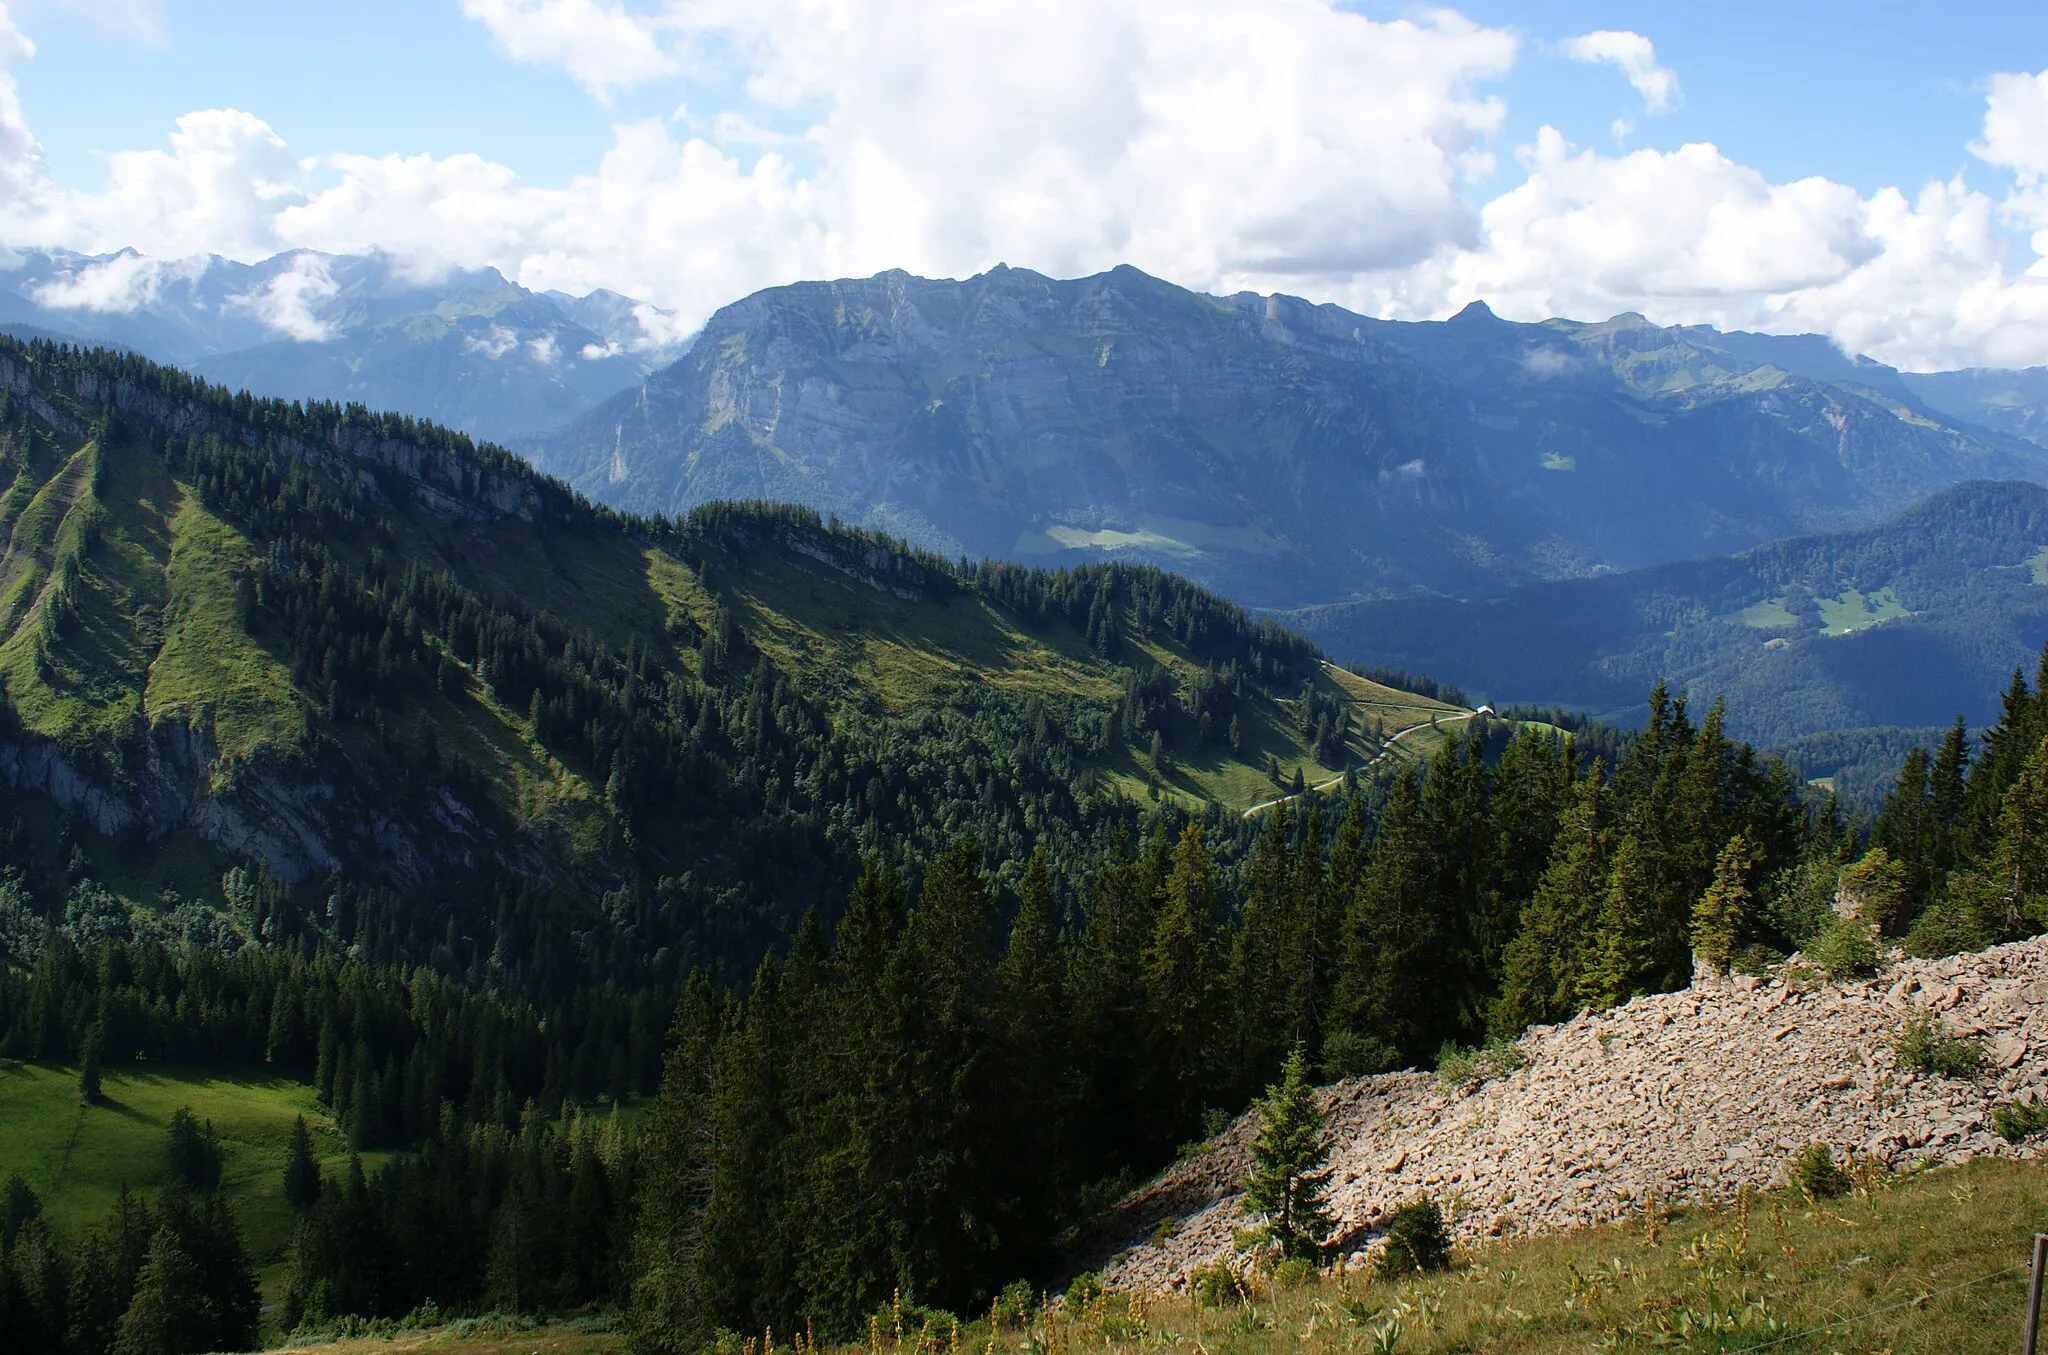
[165,1109,223,1192]
[1144,823,1223,1137]
[112,1226,213,1355]
[1580,833,1658,1009]
[1242,1045,1335,1261]
[282,1115,321,1210]
[1494,763,1607,1032]
[79,1024,104,1105]
[1691,833,1760,975]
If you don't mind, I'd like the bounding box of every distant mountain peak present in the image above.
[1449,299,1496,323]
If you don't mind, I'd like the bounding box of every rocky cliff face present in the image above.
[1087,936,2048,1293]
[523,267,2048,608]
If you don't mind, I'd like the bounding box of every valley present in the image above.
[6,292,2048,1355]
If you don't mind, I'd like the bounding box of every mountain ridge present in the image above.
[522,264,2048,608]
[0,247,687,443]
[1286,478,2048,745]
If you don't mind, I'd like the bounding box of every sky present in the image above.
[2,0,2048,369]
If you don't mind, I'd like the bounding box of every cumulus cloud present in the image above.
[4,2,2048,369]
[1398,124,2048,372]
[1561,29,1678,115]
[30,249,168,310]
[458,0,676,100]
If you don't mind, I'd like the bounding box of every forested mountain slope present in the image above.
[1289,480,2048,746]
[0,337,1390,998]
[521,265,2048,607]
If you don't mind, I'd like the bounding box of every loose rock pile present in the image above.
[1086,937,2048,1294]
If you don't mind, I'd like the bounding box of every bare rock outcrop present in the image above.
[1087,937,2048,1293]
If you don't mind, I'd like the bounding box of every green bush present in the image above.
[1323,1029,1401,1079]
[1892,1008,1987,1079]
[1190,1263,1252,1307]
[1064,1271,1103,1306]
[1810,915,1881,980]
[1375,1197,1451,1278]
[1902,900,1986,959]
[1994,1098,2048,1144]
[990,1279,1036,1328]
[1790,1143,1850,1200]
[1272,1256,1317,1290]
[1435,1037,1527,1087]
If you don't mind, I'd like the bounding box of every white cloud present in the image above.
[458,0,676,100]
[464,325,522,359]
[228,252,339,341]
[5,3,2048,371]
[1397,124,2048,372]
[30,249,167,310]
[1561,29,1678,115]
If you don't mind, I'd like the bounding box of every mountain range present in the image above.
[0,248,686,444]
[519,264,2048,611]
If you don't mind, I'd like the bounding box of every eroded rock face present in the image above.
[1084,938,2048,1294]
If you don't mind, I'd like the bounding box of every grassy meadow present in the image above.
[0,1059,365,1302]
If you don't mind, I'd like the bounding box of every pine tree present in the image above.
[283,1115,321,1210]
[1954,735,2048,942]
[1144,823,1223,1137]
[1242,1045,1335,1261]
[1691,834,1760,975]
[112,1226,213,1355]
[165,1108,223,1192]
[79,1023,104,1104]
[1493,762,1608,1032]
[1580,833,1659,1008]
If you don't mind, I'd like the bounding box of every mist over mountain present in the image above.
[520,265,2048,609]
[0,248,687,443]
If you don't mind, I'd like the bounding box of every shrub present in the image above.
[1323,1029,1401,1079]
[1902,900,1986,959]
[1272,1256,1316,1290]
[1434,1037,1526,1088]
[1892,1008,1987,1079]
[1732,943,1785,977]
[1150,1216,1180,1247]
[1810,915,1881,981]
[990,1279,1036,1328]
[1374,1197,1450,1278]
[1994,1098,2048,1144]
[1064,1271,1103,1307]
[1790,1143,1850,1200]
[1190,1263,1252,1306]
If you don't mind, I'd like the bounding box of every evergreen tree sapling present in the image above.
[1690,834,1760,976]
[1242,1045,1335,1262]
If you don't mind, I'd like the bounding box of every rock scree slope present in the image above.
[1086,936,2048,1293]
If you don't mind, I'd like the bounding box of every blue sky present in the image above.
[17,2,2038,200]
[4,0,2048,367]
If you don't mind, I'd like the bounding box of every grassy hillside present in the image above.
[0,1060,355,1302]
[0,338,1439,996]
[271,1153,2048,1353]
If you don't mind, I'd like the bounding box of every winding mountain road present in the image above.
[1241,702,1478,819]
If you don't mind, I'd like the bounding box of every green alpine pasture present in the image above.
[0,1060,358,1300]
